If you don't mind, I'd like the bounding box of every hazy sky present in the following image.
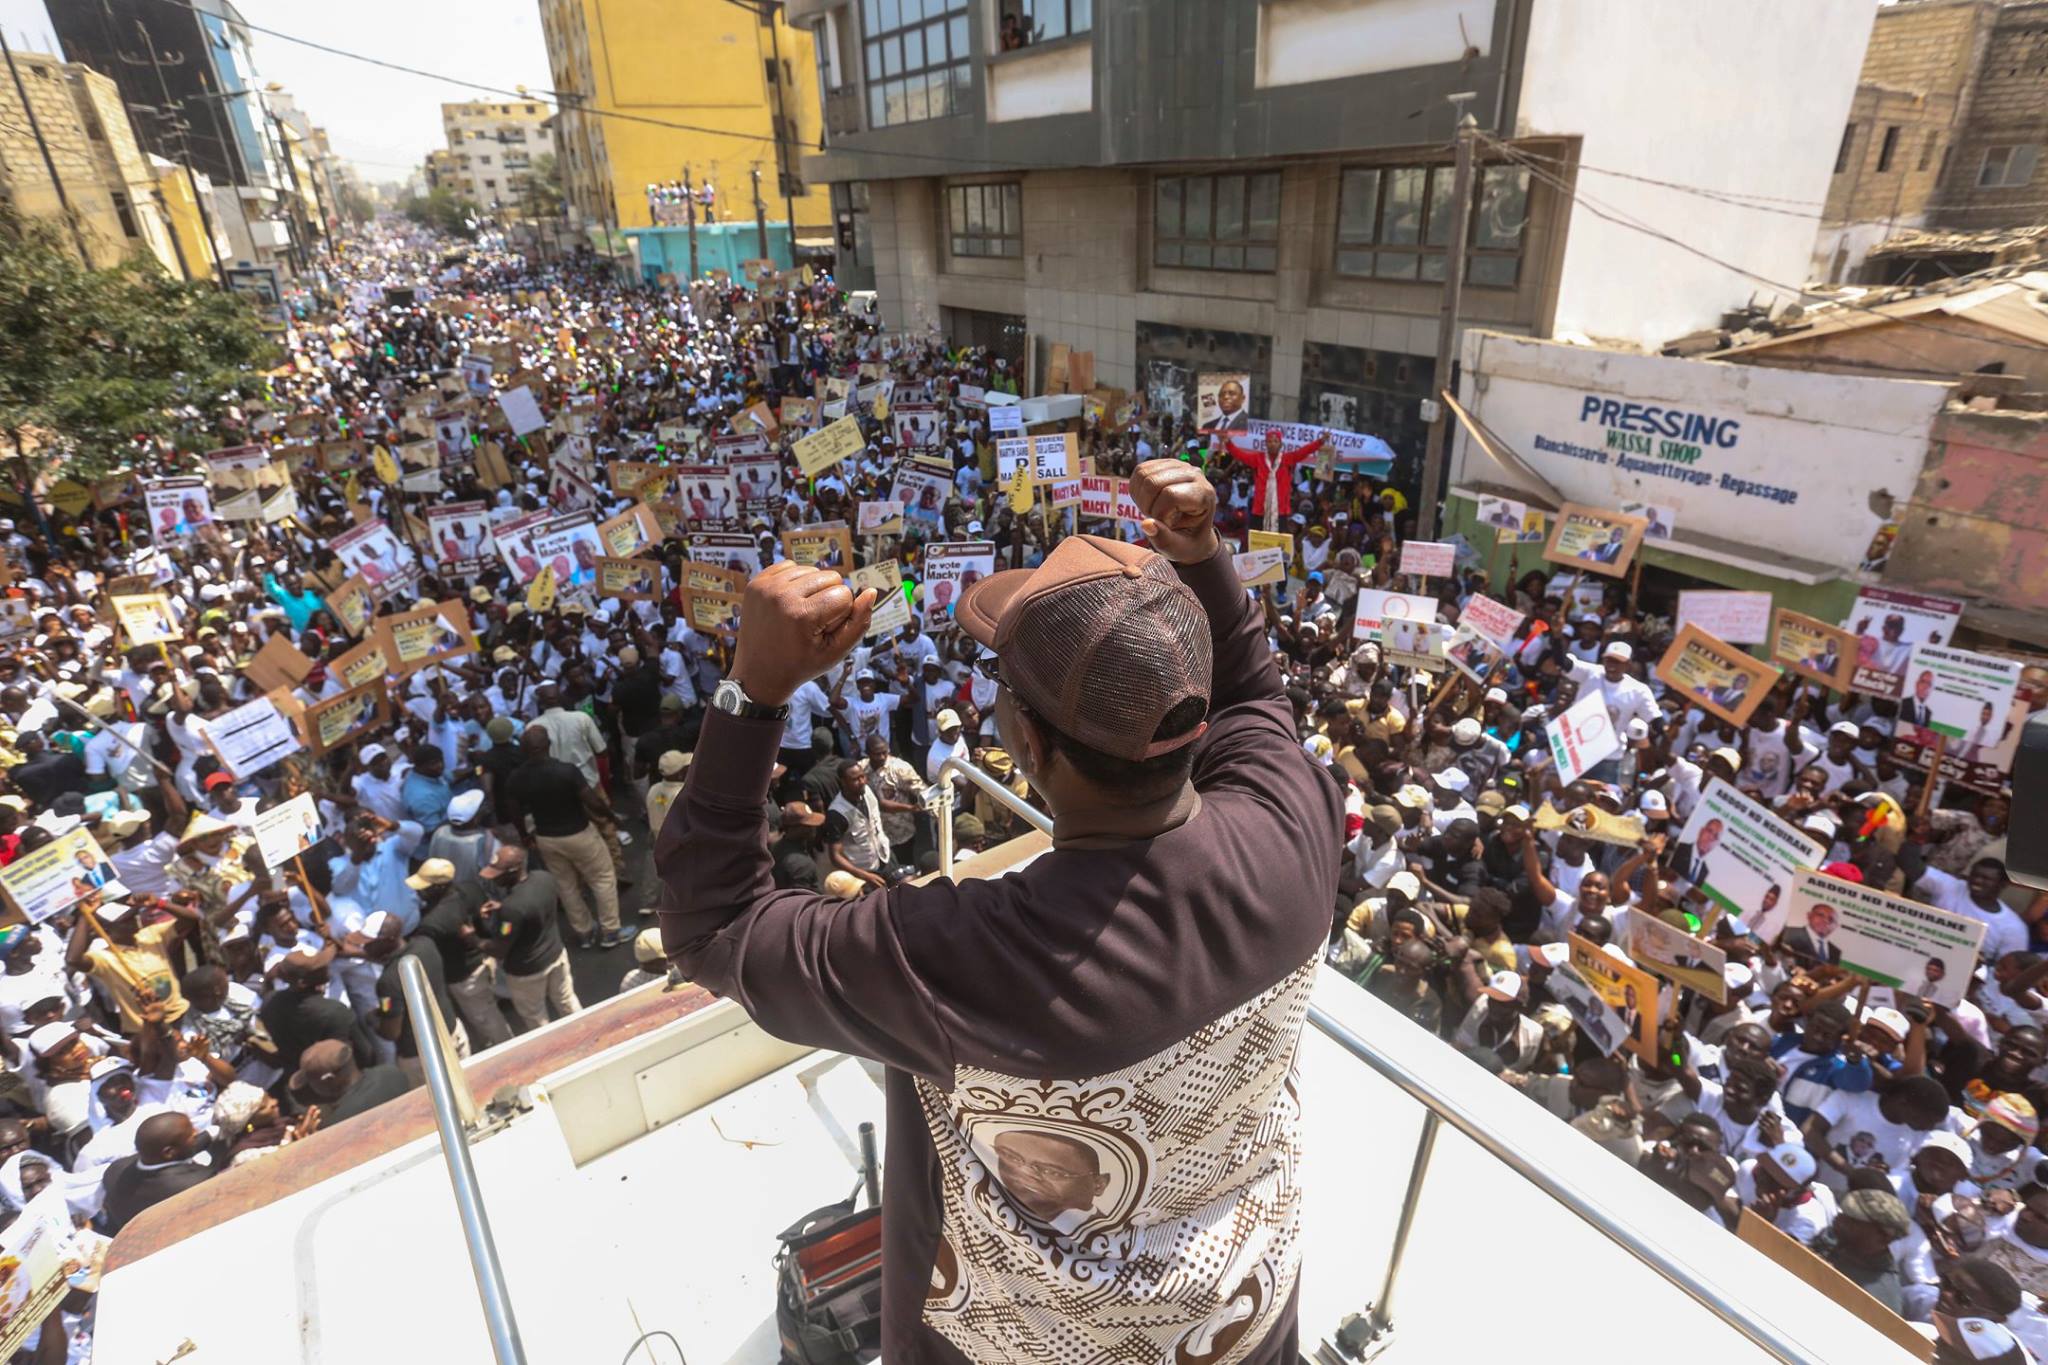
[0,0,555,183]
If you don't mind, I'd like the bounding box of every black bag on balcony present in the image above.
[773,1197,883,1365]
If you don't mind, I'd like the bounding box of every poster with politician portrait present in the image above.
[960,1110,1149,1241]
[1197,373,1251,433]
[673,464,740,527]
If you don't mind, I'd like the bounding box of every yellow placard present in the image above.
[371,445,400,485]
[330,638,390,689]
[791,415,865,478]
[525,564,557,614]
[377,600,477,676]
[325,575,374,637]
[1007,463,1034,514]
[111,593,179,646]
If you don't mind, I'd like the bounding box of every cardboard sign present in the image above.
[988,404,1023,434]
[1351,589,1438,643]
[110,593,179,647]
[1655,623,1778,728]
[598,504,663,558]
[673,467,740,526]
[792,415,865,477]
[1769,608,1859,694]
[328,518,419,602]
[1675,590,1773,646]
[1546,691,1621,787]
[1528,801,1646,848]
[1458,594,1525,650]
[1030,432,1075,481]
[1381,619,1453,670]
[241,634,314,693]
[1047,477,1083,510]
[685,589,742,635]
[852,560,911,637]
[0,827,124,925]
[143,476,213,539]
[1398,540,1456,579]
[1843,586,1964,700]
[785,525,855,570]
[1567,933,1661,1063]
[251,792,323,872]
[857,500,905,537]
[1546,965,1632,1058]
[1896,643,2022,760]
[682,562,745,597]
[921,542,997,629]
[610,462,670,500]
[206,693,300,779]
[1786,868,1985,1008]
[596,557,662,601]
[299,680,389,757]
[1542,503,1648,580]
[425,500,497,578]
[376,600,477,677]
[1477,494,1546,543]
[1628,912,1729,1003]
[894,467,953,526]
[498,384,546,436]
[0,1189,79,1355]
[1674,778,1826,937]
[1444,622,1508,685]
[1234,547,1288,588]
[687,533,762,578]
[329,637,391,691]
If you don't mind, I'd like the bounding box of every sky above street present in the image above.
[0,0,554,184]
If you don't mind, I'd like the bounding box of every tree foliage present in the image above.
[402,188,481,241]
[0,206,275,483]
[526,152,566,219]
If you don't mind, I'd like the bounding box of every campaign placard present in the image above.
[424,500,496,578]
[1444,622,1508,685]
[857,500,905,537]
[1786,869,1985,1008]
[329,637,390,691]
[1458,594,1525,650]
[1769,608,1859,694]
[1896,643,2022,762]
[1542,503,1648,579]
[1568,933,1660,1063]
[1476,494,1543,541]
[144,476,213,540]
[1351,589,1438,643]
[1655,623,1779,728]
[1673,778,1826,937]
[1546,691,1621,787]
[206,693,299,779]
[852,560,911,637]
[0,827,124,925]
[921,542,996,629]
[376,600,476,677]
[1030,432,1075,481]
[1843,586,1964,700]
[1546,964,1632,1059]
[250,792,324,871]
[531,512,606,589]
[785,524,854,570]
[0,1189,74,1356]
[1398,540,1456,579]
[1675,590,1773,646]
[110,593,179,647]
[497,384,546,435]
[1628,912,1729,1003]
[300,680,389,757]
[1234,547,1287,587]
[328,518,419,601]
[894,467,952,527]
[595,557,661,601]
[792,415,865,477]
[597,504,661,558]
[1381,619,1453,670]
[687,533,763,579]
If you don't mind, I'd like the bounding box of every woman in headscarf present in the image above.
[212,1080,320,1168]
[0,1148,101,1223]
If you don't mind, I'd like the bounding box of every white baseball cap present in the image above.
[1480,970,1523,1002]
[1603,641,1633,661]
[1762,1143,1817,1186]
[1639,790,1668,814]
[1829,721,1861,738]
[1386,871,1422,900]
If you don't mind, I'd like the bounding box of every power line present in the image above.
[131,0,1071,174]
[1479,132,2048,361]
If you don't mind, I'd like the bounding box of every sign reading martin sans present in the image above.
[1447,332,1949,576]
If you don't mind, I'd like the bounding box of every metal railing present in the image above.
[396,954,528,1365]
[926,756,1837,1364]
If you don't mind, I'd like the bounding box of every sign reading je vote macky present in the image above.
[1448,333,1949,576]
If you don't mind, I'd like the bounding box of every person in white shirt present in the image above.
[1566,642,1659,770]
[839,669,901,748]
[926,708,970,785]
[350,744,410,823]
[777,675,837,768]
[533,686,609,788]
[1914,861,2031,964]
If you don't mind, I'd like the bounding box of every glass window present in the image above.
[864,0,968,127]
[1005,2,1092,44]
[948,180,1023,258]
[1334,161,1528,288]
[1151,171,1280,274]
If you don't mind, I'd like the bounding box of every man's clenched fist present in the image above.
[729,562,877,705]
[1131,459,1219,565]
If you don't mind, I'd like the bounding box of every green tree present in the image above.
[0,205,274,494]
[402,188,481,240]
[525,151,566,219]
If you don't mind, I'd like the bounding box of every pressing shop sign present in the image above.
[1450,332,1948,576]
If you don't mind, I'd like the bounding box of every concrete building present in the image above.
[786,0,1876,470]
[1815,0,2048,283]
[0,48,188,277]
[50,0,304,276]
[440,100,556,216]
[536,0,833,246]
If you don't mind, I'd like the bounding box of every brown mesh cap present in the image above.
[956,535,1211,761]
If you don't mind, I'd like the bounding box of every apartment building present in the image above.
[440,100,557,214]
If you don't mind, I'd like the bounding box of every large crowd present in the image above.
[0,219,2040,1360]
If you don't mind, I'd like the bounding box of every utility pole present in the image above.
[751,163,767,260]
[1,32,93,266]
[683,161,699,280]
[119,16,224,286]
[763,5,801,263]
[1416,99,1479,542]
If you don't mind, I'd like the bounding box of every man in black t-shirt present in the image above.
[11,734,86,808]
[505,726,627,949]
[478,844,579,1031]
[410,862,513,1050]
[260,950,370,1081]
[364,911,464,1066]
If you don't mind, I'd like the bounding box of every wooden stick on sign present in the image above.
[1914,733,1947,821]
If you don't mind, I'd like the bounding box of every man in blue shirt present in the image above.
[263,569,326,632]
[1770,998,1873,1126]
[328,813,425,933]
[401,745,453,830]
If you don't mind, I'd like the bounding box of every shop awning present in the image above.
[1441,390,1563,510]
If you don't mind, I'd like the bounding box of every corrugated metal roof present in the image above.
[1708,276,2048,356]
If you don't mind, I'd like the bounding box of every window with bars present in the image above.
[1153,172,1280,273]
[862,0,971,128]
[1335,163,1529,288]
[948,182,1021,257]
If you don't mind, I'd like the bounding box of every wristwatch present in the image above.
[712,678,789,722]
